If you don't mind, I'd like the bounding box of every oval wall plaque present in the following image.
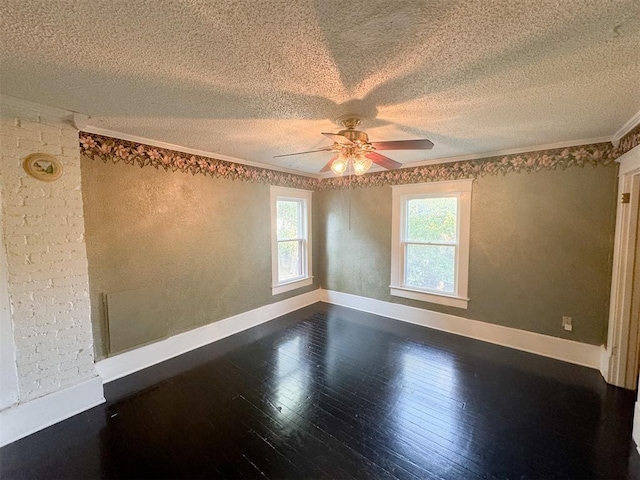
[22,153,63,182]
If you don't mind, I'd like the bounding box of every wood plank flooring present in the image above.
[2,302,639,479]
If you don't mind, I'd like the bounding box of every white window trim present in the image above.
[390,179,473,309]
[270,186,313,295]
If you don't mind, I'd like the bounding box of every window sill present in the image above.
[390,286,469,309]
[272,277,313,296]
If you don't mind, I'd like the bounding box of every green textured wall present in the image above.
[81,158,319,360]
[317,165,618,346]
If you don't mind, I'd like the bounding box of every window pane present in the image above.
[277,200,302,240]
[278,240,301,281]
[405,244,455,293]
[406,197,457,243]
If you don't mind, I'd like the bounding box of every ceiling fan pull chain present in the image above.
[348,165,353,231]
[348,183,352,231]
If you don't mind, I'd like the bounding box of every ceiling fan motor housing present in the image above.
[337,128,369,144]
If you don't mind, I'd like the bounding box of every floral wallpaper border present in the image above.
[321,124,638,189]
[320,142,619,189]
[618,122,640,155]
[80,125,639,190]
[79,133,318,190]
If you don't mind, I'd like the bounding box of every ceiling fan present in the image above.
[274,115,434,176]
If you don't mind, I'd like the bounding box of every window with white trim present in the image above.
[270,186,313,295]
[390,179,473,309]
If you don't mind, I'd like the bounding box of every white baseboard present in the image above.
[599,347,612,383]
[0,376,105,447]
[4,288,607,449]
[95,284,605,392]
[97,289,321,383]
[320,289,605,370]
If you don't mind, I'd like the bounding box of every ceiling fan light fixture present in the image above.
[352,153,372,176]
[275,115,432,174]
[330,156,347,175]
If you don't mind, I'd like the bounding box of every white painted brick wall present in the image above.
[0,101,96,402]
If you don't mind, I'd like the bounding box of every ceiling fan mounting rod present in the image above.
[335,113,365,129]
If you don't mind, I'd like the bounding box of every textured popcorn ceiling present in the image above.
[1,0,639,173]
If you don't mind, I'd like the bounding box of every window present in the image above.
[270,186,312,295]
[390,179,472,308]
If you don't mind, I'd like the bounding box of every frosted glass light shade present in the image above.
[352,154,372,175]
[330,157,347,175]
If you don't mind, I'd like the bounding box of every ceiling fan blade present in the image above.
[319,155,338,173]
[371,139,434,150]
[273,146,335,158]
[366,152,402,170]
[321,133,354,145]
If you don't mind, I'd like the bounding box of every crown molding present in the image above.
[81,125,321,179]
[391,136,613,170]
[0,94,319,179]
[612,109,640,147]
[72,113,89,130]
[0,94,77,123]
[2,93,622,180]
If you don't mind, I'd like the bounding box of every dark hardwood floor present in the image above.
[2,302,639,479]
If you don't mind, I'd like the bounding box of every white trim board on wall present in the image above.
[0,376,104,447]
[98,287,606,385]
[97,289,321,383]
[617,145,640,176]
[634,402,640,454]
[612,109,640,147]
[320,289,605,371]
[1,290,321,447]
[605,146,640,389]
[8,287,604,447]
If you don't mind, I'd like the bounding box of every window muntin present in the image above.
[270,187,312,295]
[390,180,472,309]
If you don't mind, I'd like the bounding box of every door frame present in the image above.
[605,145,640,389]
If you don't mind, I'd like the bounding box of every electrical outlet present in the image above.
[562,316,573,331]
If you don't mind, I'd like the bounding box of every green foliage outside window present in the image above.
[405,197,457,292]
[277,199,303,281]
[277,200,301,240]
